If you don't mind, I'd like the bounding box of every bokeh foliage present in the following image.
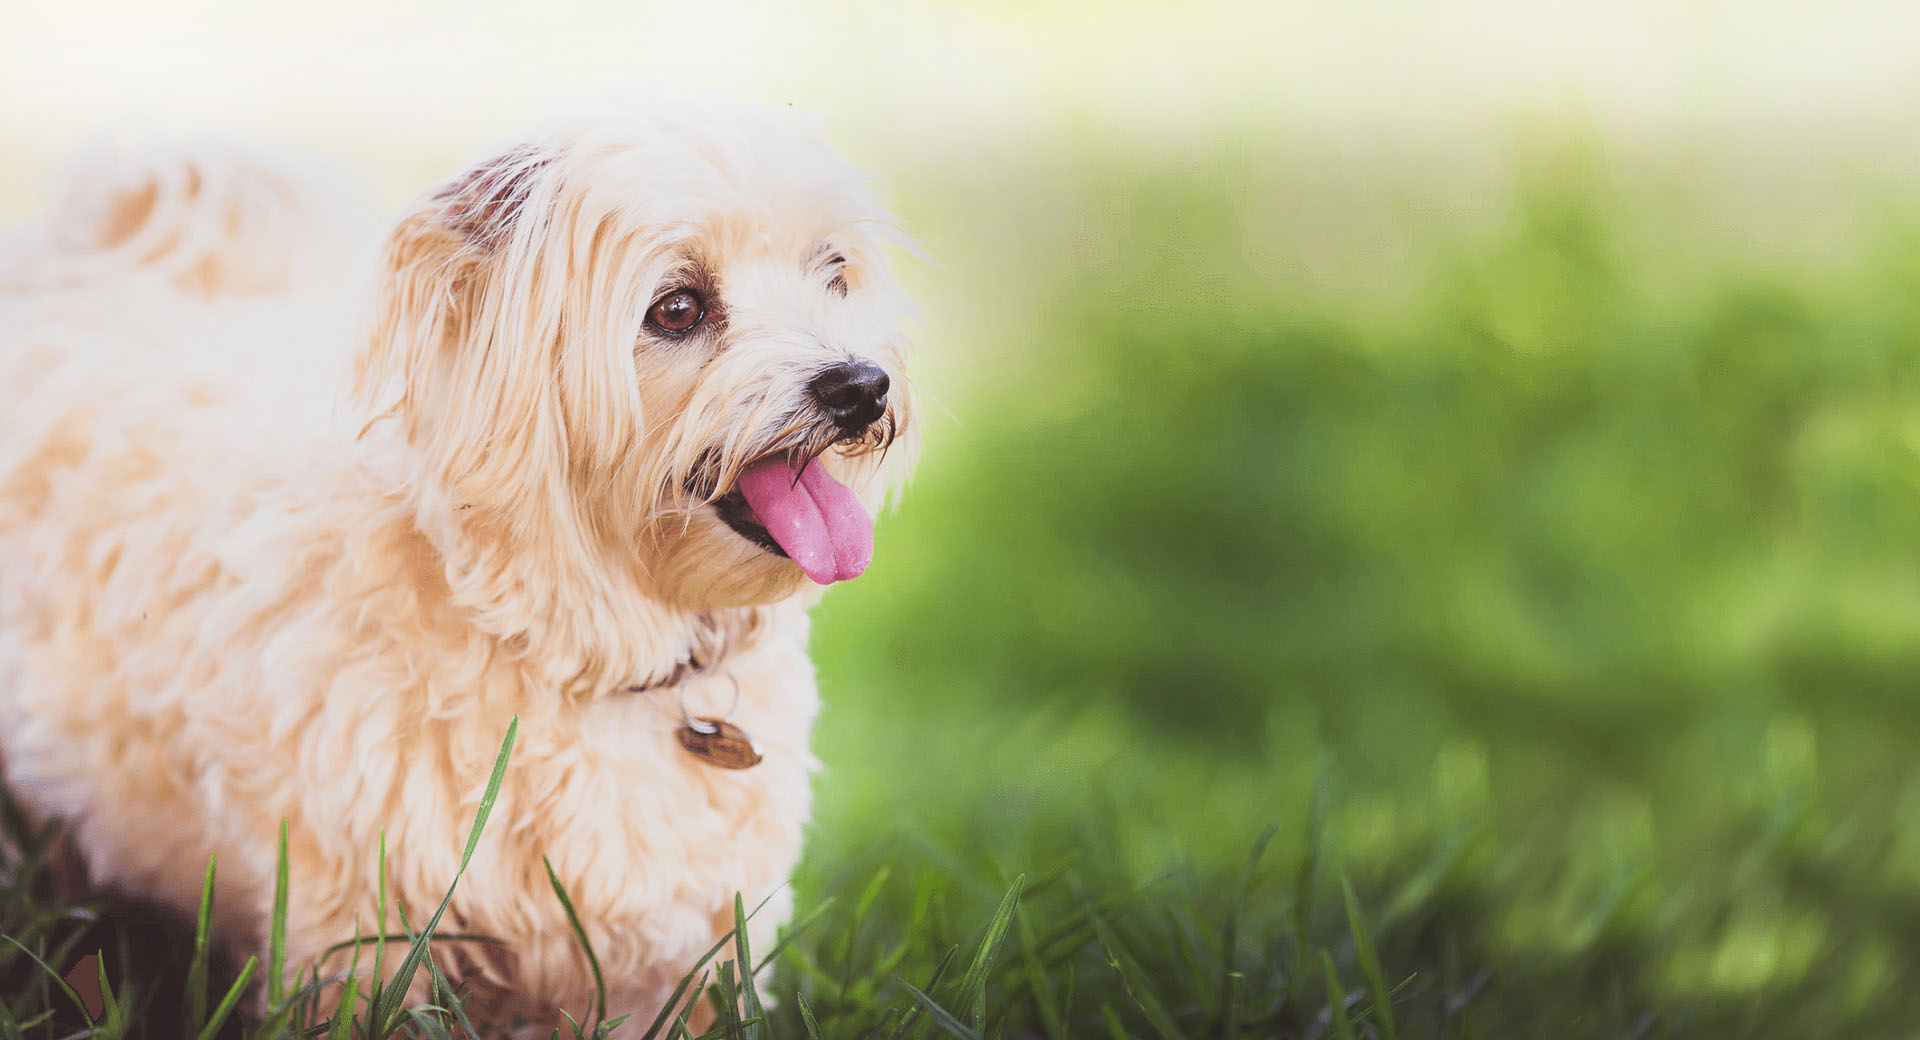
[801,135,1920,1035]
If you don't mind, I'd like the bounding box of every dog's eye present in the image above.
[647,289,706,334]
[824,254,849,297]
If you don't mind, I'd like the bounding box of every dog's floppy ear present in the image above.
[354,147,572,514]
[354,143,657,678]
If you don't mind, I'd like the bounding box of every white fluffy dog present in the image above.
[0,92,917,1030]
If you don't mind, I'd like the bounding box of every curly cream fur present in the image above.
[0,91,917,1031]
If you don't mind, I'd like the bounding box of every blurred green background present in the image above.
[806,135,1920,1032]
[10,1,1920,1034]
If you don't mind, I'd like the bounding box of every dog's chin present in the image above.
[645,511,815,609]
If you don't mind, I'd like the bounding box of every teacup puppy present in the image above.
[0,90,917,1030]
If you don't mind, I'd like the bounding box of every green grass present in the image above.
[0,724,1492,1039]
[0,739,1644,1038]
[9,139,1920,1036]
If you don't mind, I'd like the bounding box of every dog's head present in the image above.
[356,93,918,613]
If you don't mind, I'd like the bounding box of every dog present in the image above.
[0,90,918,1030]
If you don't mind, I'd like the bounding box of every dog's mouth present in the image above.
[713,488,787,558]
[706,456,874,585]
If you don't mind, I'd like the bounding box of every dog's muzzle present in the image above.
[692,362,899,584]
[809,360,889,438]
[712,455,875,584]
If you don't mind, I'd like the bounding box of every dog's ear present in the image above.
[437,147,546,247]
[354,147,573,513]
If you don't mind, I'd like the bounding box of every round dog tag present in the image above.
[676,718,763,770]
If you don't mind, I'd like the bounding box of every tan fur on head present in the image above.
[0,90,918,1033]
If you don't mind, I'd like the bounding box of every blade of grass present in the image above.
[271,820,290,1007]
[18,915,91,1027]
[255,988,299,1037]
[306,962,328,1028]
[732,895,764,1040]
[1319,951,1356,1040]
[328,976,359,1040]
[343,916,367,1024]
[184,854,216,1037]
[885,945,956,1040]
[319,932,500,964]
[371,830,389,1011]
[0,937,90,1026]
[545,856,608,1032]
[796,992,824,1040]
[900,980,986,1040]
[1220,822,1279,1031]
[93,954,124,1039]
[254,969,323,1033]
[954,874,1024,1031]
[1085,905,1186,1040]
[713,960,742,1040]
[195,956,258,1040]
[370,716,518,1033]
[397,899,483,1040]
[665,969,709,1040]
[407,1006,456,1040]
[1342,879,1398,1040]
[638,894,776,1040]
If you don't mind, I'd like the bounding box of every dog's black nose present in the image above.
[808,360,890,433]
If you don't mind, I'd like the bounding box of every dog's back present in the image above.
[0,137,375,297]
[0,138,382,515]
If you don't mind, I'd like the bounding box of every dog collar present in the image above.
[673,674,763,770]
[620,653,704,696]
[624,661,762,771]
[671,673,763,770]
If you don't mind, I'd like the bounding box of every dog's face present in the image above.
[357,94,918,611]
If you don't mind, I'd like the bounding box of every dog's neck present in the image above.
[616,606,769,694]
[389,477,782,700]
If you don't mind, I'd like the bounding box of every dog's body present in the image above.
[0,94,915,1029]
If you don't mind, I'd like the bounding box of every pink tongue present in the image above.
[737,458,874,585]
